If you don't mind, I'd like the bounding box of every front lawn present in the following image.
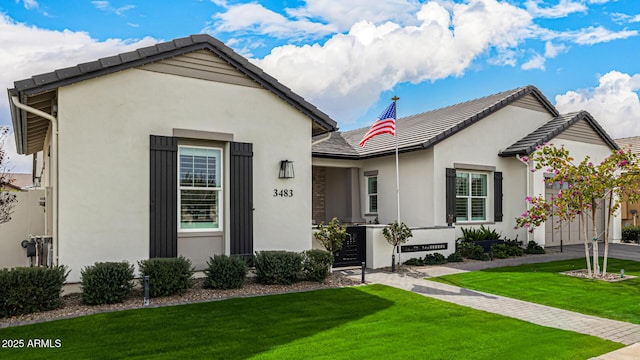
[0,285,621,359]
[430,258,640,324]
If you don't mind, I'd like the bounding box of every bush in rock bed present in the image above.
[0,266,69,318]
[447,252,464,263]
[302,249,334,283]
[203,255,248,290]
[254,251,303,285]
[524,241,546,254]
[138,257,194,297]
[81,261,134,305]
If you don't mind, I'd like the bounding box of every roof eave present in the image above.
[7,89,26,155]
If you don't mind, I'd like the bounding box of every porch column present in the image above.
[346,168,365,223]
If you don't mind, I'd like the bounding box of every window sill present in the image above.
[364,213,378,217]
[178,230,223,238]
[455,221,495,226]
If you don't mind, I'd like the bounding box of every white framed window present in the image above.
[178,146,222,231]
[456,171,487,222]
[367,176,378,214]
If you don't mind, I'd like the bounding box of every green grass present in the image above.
[431,258,640,324]
[0,285,621,359]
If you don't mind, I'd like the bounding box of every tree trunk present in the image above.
[603,194,613,276]
[591,207,600,277]
[580,211,592,277]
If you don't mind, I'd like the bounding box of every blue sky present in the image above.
[1,0,640,172]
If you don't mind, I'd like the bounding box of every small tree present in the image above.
[313,217,348,253]
[0,127,18,226]
[515,145,640,278]
[382,221,413,272]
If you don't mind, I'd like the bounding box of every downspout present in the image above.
[11,96,59,266]
[311,132,333,146]
[516,154,532,244]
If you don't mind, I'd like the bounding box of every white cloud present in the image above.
[254,0,533,122]
[544,41,567,57]
[613,13,640,24]
[537,25,638,45]
[205,2,338,40]
[1,132,32,174]
[20,0,39,10]
[91,1,135,16]
[521,53,546,70]
[0,14,157,172]
[525,0,587,19]
[286,0,423,31]
[555,71,640,138]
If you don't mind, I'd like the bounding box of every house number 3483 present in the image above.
[273,189,294,197]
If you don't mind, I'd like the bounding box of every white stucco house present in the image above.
[7,34,337,282]
[312,86,621,268]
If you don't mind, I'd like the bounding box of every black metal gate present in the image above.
[333,226,366,267]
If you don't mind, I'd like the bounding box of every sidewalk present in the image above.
[342,246,640,359]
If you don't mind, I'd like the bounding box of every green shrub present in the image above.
[302,249,333,283]
[447,252,464,263]
[461,225,502,241]
[468,245,490,261]
[524,241,546,254]
[81,261,134,305]
[491,244,510,259]
[456,241,477,258]
[424,253,447,265]
[138,257,194,297]
[254,251,303,285]
[404,257,423,266]
[204,255,248,289]
[621,225,640,243]
[314,218,348,252]
[0,266,68,318]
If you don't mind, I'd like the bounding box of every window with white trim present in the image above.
[456,171,487,222]
[367,176,378,214]
[178,146,222,231]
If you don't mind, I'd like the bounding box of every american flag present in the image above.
[359,102,396,147]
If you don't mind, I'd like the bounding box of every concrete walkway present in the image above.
[342,243,640,358]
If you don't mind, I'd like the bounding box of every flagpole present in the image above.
[392,96,400,223]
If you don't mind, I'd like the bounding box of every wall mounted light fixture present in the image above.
[279,160,295,179]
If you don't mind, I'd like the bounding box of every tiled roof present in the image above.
[313,85,557,159]
[9,34,337,135]
[499,111,619,156]
[615,136,640,155]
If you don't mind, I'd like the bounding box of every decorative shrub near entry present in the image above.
[302,249,334,283]
[254,251,303,285]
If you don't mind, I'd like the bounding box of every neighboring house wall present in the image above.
[0,189,45,268]
[52,64,313,282]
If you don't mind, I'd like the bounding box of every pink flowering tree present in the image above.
[515,145,640,278]
[0,127,19,225]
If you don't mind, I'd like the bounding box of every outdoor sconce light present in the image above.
[279,160,295,179]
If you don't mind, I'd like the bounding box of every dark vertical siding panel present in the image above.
[445,168,456,225]
[494,172,503,222]
[230,142,253,260]
[150,135,178,258]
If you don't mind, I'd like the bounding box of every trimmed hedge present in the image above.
[204,255,248,289]
[81,261,134,305]
[524,241,546,254]
[622,225,640,243]
[0,266,68,318]
[254,251,303,285]
[302,249,333,283]
[138,257,194,297]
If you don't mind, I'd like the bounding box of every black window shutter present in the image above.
[445,168,456,225]
[494,171,503,222]
[149,135,178,258]
[230,142,254,262]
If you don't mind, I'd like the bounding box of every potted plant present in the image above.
[460,225,504,253]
